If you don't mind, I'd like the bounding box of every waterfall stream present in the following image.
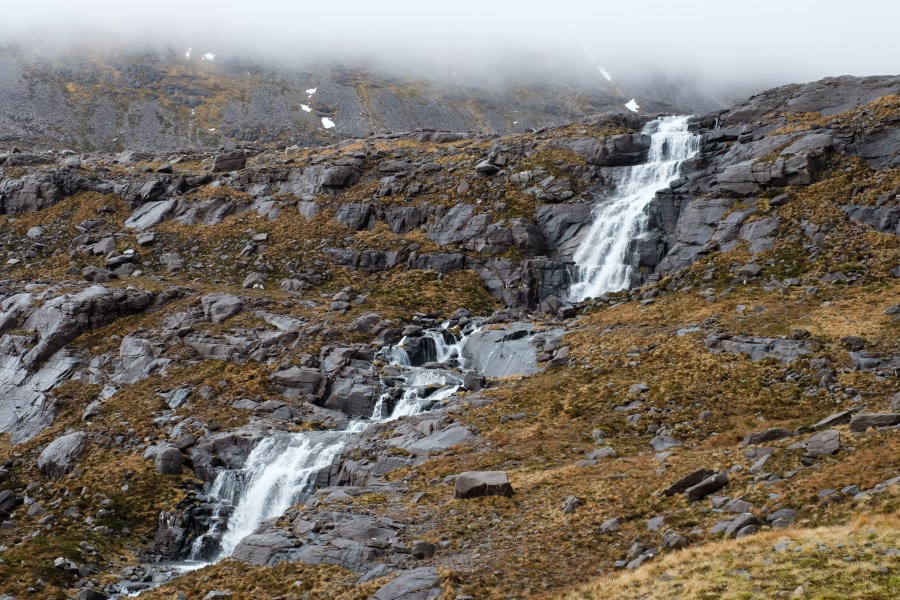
[185,321,479,563]
[568,115,699,301]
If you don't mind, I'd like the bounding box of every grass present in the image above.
[565,511,900,599]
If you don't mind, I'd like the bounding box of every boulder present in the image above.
[211,151,246,172]
[454,471,514,499]
[154,447,183,475]
[805,429,840,458]
[231,532,293,565]
[812,411,852,430]
[77,588,109,600]
[201,293,244,324]
[685,472,729,502]
[124,200,177,229]
[0,490,21,517]
[850,413,900,432]
[742,427,793,446]
[38,431,87,479]
[270,366,323,398]
[662,468,717,496]
[371,567,441,600]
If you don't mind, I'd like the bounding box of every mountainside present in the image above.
[0,74,897,599]
[0,45,728,153]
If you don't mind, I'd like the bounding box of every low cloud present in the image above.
[5,0,898,88]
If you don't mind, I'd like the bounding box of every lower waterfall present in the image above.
[186,321,477,563]
[568,115,699,301]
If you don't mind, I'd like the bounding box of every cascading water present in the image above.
[568,115,699,301]
[187,321,479,563]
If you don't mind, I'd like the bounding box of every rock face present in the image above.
[0,285,167,443]
[0,47,725,153]
[37,431,87,479]
[454,471,514,499]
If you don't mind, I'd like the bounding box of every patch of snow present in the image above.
[301,104,312,113]
[208,128,216,132]
[599,67,612,81]
[321,117,335,129]
[202,53,215,61]
[185,48,192,60]
[306,87,317,96]
[625,99,640,113]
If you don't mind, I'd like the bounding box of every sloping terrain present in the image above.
[0,74,897,599]
[0,45,725,153]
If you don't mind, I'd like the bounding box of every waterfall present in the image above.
[568,115,699,301]
[188,321,479,562]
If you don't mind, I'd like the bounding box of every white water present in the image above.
[189,322,477,562]
[568,115,699,301]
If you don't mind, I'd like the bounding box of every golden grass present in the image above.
[564,510,900,600]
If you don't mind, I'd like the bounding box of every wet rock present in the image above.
[77,588,108,600]
[37,431,87,479]
[454,471,514,499]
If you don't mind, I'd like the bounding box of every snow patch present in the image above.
[599,67,612,81]
[321,117,335,129]
[306,87,317,96]
[202,53,215,61]
[300,104,312,113]
[625,99,640,113]
[185,48,192,60]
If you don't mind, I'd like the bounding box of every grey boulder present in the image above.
[371,567,441,600]
[38,431,87,479]
[454,471,514,499]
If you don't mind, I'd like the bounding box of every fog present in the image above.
[4,0,898,88]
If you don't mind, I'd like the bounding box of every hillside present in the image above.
[0,45,728,153]
[0,74,897,599]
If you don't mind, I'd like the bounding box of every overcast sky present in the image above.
[4,0,898,86]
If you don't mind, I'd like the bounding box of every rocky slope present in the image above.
[0,45,727,153]
[0,74,897,599]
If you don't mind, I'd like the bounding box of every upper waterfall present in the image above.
[568,115,699,301]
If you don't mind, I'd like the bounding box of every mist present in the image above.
[4,0,899,91]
